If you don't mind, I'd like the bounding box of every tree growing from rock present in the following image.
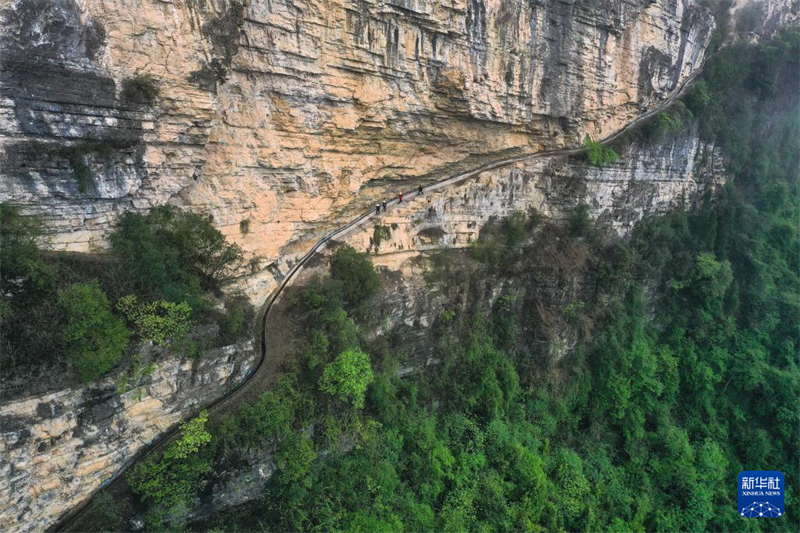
[59,282,130,382]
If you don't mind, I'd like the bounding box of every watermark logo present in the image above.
[738,471,784,518]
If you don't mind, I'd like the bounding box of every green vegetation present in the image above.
[1,205,61,369]
[470,211,535,263]
[110,205,244,305]
[319,348,374,409]
[58,283,131,382]
[0,204,54,295]
[239,218,250,235]
[68,150,92,193]
[583,136,619,167]
[117,295,192,346]
[115,354,158,398]
[88,492,124,532]
[685,80,712,115]
[567,204,591,238]
[127,411,214,527]
[329,244,381,307]
[644,101,694,141]
[370,224,392,251]
[120,247,381,529]
[218,294,255,344]
[0,203,249,382]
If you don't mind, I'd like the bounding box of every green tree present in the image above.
[58,283,130,381]
[329,244,380,306]
[583,136,619,167]
[690,252,733,301]
[276,433,317,487]
[110,205,243,304]
[0,205,60,370]
[219,293,255,342]
[88,491,123,531]
[319,348,374,409]
[568,204,592,237]
[0,204,54,294]
[685,80,711,115]
[127,411,214,527]
[503,211,528,247]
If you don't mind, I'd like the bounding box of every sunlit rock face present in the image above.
[0,0,715,302]
[339,126,725,363]
[0,341,255,533]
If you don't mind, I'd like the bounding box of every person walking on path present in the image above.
[382,200,387,212]
[375,204,380,215]
[418,185,424,196]
[399,192,403,203]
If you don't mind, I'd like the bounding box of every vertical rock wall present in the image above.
[0,0,715,303]
[0,341,255,533]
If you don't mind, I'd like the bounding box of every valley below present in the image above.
[1,0,798,532]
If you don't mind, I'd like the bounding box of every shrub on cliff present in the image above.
[276,434,317,487]
[117,295,193,346]
[0,204,54,296]
[583,136,619,167]
[568,204,592,237]
[1,206,70,372]
[685,81,712,115]
[329,244,380,307]
[470,211,533,264]
[219,293,255,343]
[110,205,243,305]
[127,411,214,527]
[122,74,160,104]
[58,282,130,382]
[642,101,693,142]
[88,491,124,531]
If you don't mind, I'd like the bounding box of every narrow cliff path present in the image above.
[52,56,710,532]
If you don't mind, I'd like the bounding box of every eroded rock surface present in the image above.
[0,0,715,303]
[0,341,255,533]
[340,126,724,360]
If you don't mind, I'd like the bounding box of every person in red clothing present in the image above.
[399,192,404,203]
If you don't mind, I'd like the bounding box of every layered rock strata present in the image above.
[340,126,724,358]
[0,341,255,533]
[0,0,715,303]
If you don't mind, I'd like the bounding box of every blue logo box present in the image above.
[738,471,784,518]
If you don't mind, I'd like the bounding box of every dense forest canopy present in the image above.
[69,30,800,532]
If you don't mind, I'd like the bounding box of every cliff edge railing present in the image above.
[50,55,710,532]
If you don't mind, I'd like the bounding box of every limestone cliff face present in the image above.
[0,0,714,303]
[0,341,255,533]
[340,126,724,358]
[343,125,723,262]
